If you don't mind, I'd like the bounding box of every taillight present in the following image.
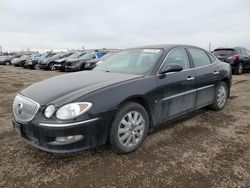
[228,55,238,60]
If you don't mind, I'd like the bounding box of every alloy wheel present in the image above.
[50,63,56,71]
[118,111,145,148]
[217,85,227,108]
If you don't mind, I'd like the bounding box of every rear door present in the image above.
[156,47,196,123]
[187,48,219,108]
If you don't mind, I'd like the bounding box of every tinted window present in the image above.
[189,48,211,67]
[213,49,235,57]
[162,48,190,70]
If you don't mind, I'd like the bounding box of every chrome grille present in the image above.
[13,94,40,123]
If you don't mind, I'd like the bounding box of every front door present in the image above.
[156,48,196,124]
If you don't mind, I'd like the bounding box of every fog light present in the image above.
[55,135,83,143]
[44,104,55,118]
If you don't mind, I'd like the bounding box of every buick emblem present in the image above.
[16,103,23,114]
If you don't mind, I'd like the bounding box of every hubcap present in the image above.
[118,111,145,148]
[217,85,227,108]
[50,64,55,71]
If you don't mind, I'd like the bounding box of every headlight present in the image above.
[56,102,92,120]
[96,60,103,65]
[44,104,55,118]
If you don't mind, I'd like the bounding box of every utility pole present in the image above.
[209,42,211,52]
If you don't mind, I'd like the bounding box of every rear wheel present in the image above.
[49,63,56,71]
[210,82,228,111]
[109,102,149,154]
[6,61,11,66]
[235,63,243,75]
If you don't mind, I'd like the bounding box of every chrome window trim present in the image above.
[38,118,99,127]
[161,85,214,101]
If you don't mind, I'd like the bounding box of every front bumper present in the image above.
[13,117,109,153]
[54,63,65,71]
[65,65,79,72]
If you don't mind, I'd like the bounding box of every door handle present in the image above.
[186,76,195,81]
[213,71,219,75]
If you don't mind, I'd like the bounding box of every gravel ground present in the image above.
[0,66,249,188]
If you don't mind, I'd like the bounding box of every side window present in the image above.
[161,48,190,70]
[207,52,216,62]
[189,48,211,67]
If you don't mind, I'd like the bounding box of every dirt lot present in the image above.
[0,66,249,188]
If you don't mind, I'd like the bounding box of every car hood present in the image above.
[21,71,143,106]
[55,58,68,63]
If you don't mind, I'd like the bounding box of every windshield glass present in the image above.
[80,52,95,59]
[93,49,163,75]
[99,52,115,60]
[67,52,82,59]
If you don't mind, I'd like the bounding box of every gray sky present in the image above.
[0,0,249,52]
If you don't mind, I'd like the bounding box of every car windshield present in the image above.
[45,53,56,58]
[80,52,95,59]
[93,49,163,75]
[48,52,62,59]
[99,52,115,60]
[67,52,82,59]
[213,49,235,57]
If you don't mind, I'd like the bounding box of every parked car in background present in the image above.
[24,54,43,69]
[85,51,119,70]
[65,51,107,72]
[213,47,250,75]
[12,54,31,67]
[38,52,74,70]
[25,53,56,69]
[54,51,86,71]
[12,44,232,154]
[0,55,21,65]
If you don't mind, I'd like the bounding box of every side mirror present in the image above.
[159,63,183,74]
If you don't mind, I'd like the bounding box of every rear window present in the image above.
[213,49,236,57]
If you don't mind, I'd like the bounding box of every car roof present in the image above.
[128,44,205,51]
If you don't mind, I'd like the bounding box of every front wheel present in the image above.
[210,82,228,111]
[109,102,149,154]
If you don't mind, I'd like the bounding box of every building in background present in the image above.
[0,45,2,54]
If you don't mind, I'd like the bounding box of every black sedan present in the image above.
[12,44,232,154]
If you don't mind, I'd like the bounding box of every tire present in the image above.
[235,63,243,75]
[49,63,56,71]
[80,64,86,71]
[34,64,40,70]
[6,61,11,66]
[109,102,149,154]
[210,82,228,111]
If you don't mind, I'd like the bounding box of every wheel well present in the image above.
[118,97,154,129]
